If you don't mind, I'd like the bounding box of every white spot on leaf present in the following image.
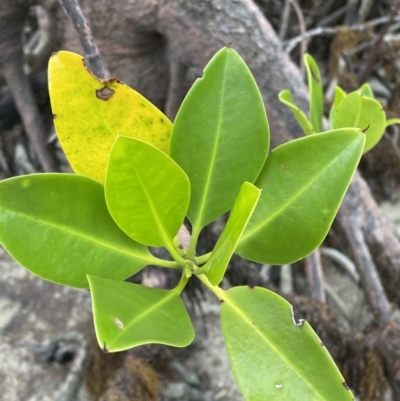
[114,317,123,329]
[276,384,283,389]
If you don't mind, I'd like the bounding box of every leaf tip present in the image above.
[102,342,109,353]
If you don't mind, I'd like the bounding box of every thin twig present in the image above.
[358,0,374,23]
[2,59,58,172]
[320,247,359,283]
[288,0,307,74]
[284,14,400,54]
[305,249,325,303]
[278,0,291,41]
[358,1,400,84]
[317,5,347,27]
[338,215,392,325]
[280,264,293,295]
[58,0,110,79]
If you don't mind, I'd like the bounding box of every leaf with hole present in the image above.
[0,174,152,288]
[170,47,269,232]
[88,275,195,352]
[221,286,354,401]
[49,51,171,183]
[105,137,190,248]
[236,129,365,264]
[279,89,315,136]
[205,182,260,285]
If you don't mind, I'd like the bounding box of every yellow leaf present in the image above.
[48,51,171,183]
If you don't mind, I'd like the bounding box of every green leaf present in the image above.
[221,286,354,401]
[358,97,386,153]
[332,91,385,153]
[304,54,323,133]
[278,89,315,136]
[0,174,152,288]
[236,129,365,264]
[88,275,195,352]
[358,83,374,98]
[329,86,347,128]
[331,91,361,129]
[49,51,171,184]
[205,182,260,285]
[170,47,269,232]
[105,137,190,248]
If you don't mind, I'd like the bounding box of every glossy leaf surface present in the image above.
[279,89,315,136]
[205,182,260,285]
[49,51,171,183]
[0,174,152,288]
[332,91,385,153]
[88,275,195,352]
[304,54,323,133]
[170,47,269,230]
[221,286,354,401]
[236,129,365,264]
[105,137,190,248]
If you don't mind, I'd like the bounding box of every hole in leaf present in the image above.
[290,305,305,327]
[96,86,115,101]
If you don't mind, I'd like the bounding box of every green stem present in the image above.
[166,241,187,266]
[148,256,180,269]
[174,272,190,295]
[195,252,211,266]
[187,224,201,259]
[197,273,227,302]
[193,263,210,275]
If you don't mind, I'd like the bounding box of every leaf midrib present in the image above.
[108,288,179,348]
[129,156,173,248]
[240,139,358,243]
[193,53,228,229]
[0,207,149,262]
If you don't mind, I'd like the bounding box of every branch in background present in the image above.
[278,0,291,41]
[305,249,325,303]
[2,59,59,172]
[58,0,110,79]
[287,0,307,74]
[283,13,400,54]
[358,1,400,84]
[320,247,359,283]
[337,208,393,325]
